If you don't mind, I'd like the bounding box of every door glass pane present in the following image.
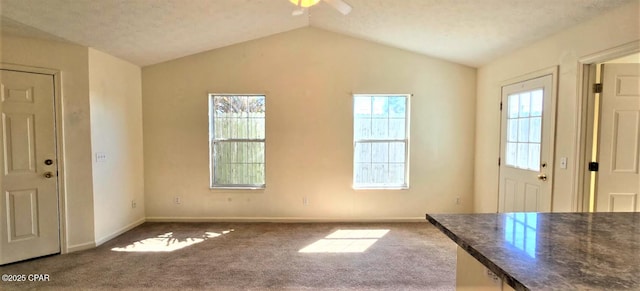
[503,86,544,172]
[529,117,542,143]
[528,144,540,171]
[507,119,518,142]
[517,143,529,169]
[519,92,531,117]
[530,90,543,117]
[508,94,519,118]
[506,142,517,166]
[518,119,530,142]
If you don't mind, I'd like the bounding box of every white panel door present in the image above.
[0,70,59,265]
[499,75,555,213]
[596,63,640,212]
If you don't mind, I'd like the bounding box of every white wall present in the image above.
[88,48,145,244]
[474,1,640,213]
[0,34,96,251]
[0,35,146,251]
[606,52,640,63]
[142,27,476,221]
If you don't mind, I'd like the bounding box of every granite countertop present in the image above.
[426,212,640,291]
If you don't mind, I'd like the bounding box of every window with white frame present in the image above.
[209,94,265,188]
[353,94,409,189]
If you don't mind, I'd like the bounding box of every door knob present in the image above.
[43,172,54,179]
[537,174,547,181]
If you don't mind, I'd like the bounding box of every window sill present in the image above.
[210,186,265,190]
[353,186,409,190]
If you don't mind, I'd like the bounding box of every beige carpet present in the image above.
[1,222,456,290]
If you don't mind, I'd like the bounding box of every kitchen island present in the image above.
[426,212,640,290]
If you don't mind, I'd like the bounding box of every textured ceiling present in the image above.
[0,0,636,67]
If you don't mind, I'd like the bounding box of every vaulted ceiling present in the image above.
[0,0,635,67]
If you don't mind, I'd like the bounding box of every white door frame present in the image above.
[497,66,559,212]
[574,41,640,212]
[0,63,68,254]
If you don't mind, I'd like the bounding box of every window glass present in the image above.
[504,89,543,171]
[353,94,409,189]
[210,94,266,188]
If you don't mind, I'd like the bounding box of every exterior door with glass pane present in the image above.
[499,74,555,213]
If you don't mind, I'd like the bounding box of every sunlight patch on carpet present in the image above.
[325,229,389,239]
[299,229,389,253]
[111,230,233,253]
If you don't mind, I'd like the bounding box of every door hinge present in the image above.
[588,162,599,172]
[498,157,501,166]
[593,83,603,94]
[499,102,503,111]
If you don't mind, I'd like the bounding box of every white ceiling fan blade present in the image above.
[323,0,352,15]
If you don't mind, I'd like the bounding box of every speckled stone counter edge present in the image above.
[426,214,529,291]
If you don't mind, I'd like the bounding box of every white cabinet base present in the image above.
[456,246,515,291]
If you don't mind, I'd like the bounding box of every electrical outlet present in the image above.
[95,152,107,163]
[131,199,137,209]
[456,197,461,205]
[303,197,309,206]
[174,196,182,205]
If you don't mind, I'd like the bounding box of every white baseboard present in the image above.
[145,216,425,223]
[94,217,146,247]
[66,241,96,253]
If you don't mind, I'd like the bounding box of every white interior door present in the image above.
[595,63,640,212]
[499,74,555,213]
[0,69,60,265]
